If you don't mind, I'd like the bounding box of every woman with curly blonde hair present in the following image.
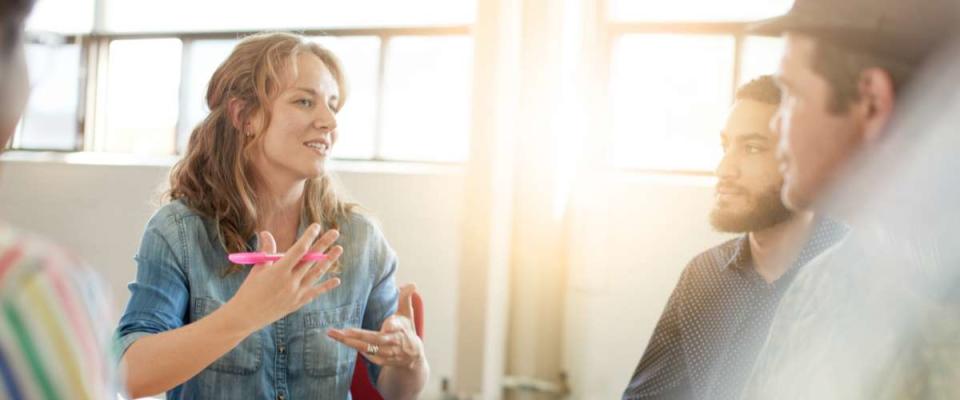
[115,32,428,400]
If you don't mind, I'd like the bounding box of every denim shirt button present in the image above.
[279,345,286,354]
[277,393,285,400]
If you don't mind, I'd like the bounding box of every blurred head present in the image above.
[771,33,912,211]
[711,75,790,233]
[170,32,355,258]
[0,0,35,146]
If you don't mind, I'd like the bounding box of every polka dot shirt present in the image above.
[622,218,848,400]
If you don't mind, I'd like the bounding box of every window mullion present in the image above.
[732,33,743,96]
[372,35,390,160]
[176,37,192,155]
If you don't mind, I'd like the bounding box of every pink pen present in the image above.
[228,252,328,265]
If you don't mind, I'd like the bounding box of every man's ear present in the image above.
[856,67,897,143]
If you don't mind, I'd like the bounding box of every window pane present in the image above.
[180,39,238,153]
[608,0,791,22]
[311,36,380,160]
[26,0,95,34]
[103,39,182,155]
[102,0,475,33]
[609,34,734,171]
[739,36,786,86]
[10,122,22,149]
[18,43,82,150]
[379,36,473,162]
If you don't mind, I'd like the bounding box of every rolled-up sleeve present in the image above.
[114,215,190,358]
[361,223,400,385]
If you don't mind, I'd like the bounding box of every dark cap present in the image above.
[749,0,959,66]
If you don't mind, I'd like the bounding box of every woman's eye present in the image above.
[296,99,314,108]
[746,145,763,154]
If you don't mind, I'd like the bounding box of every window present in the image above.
[179,39,238,153]
[173,33,472,161]
[100,0,475,33]
[609,34,734,171]
[380,36,474,162]
[310,36,381,160]
[16,41,83,151]
[15,1,476,163]
[740,36,786,86]
[605,1,791,172]
[102,39,182,155]
[607,0,791,22]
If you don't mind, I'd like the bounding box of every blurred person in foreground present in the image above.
[0,0,118,398]
[741,0,960,398]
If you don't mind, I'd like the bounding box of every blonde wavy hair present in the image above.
[168,32,356,264]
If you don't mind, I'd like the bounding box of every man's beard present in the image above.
[710,185,792,233]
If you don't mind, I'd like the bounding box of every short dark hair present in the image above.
[735,75,781,106]
[809,39,916,115]
[1,0,36,56]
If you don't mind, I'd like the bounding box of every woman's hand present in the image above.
[225,223,343,334]
[327,284,425,369]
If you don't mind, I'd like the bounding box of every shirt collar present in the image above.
[723,234,753,271]
[722,216,850,273]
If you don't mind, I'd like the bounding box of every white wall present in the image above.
[563,174,731,400]
[0,158,464,399]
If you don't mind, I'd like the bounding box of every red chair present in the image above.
[350,291,425,400]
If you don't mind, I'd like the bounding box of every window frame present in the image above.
[10,34,87,153]
[13,26,473,165]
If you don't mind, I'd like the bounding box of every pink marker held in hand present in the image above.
[228,252,329,265]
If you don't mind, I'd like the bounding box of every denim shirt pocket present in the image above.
[303,302,363,377]
[194,296,263,375]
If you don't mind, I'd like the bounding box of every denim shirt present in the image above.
[115,200,399,400]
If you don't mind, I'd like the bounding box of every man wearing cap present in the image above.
[740,0,959,398]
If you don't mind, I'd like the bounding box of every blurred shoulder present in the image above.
[0,224,104,298]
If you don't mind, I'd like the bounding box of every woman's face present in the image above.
[250,52,340,184]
